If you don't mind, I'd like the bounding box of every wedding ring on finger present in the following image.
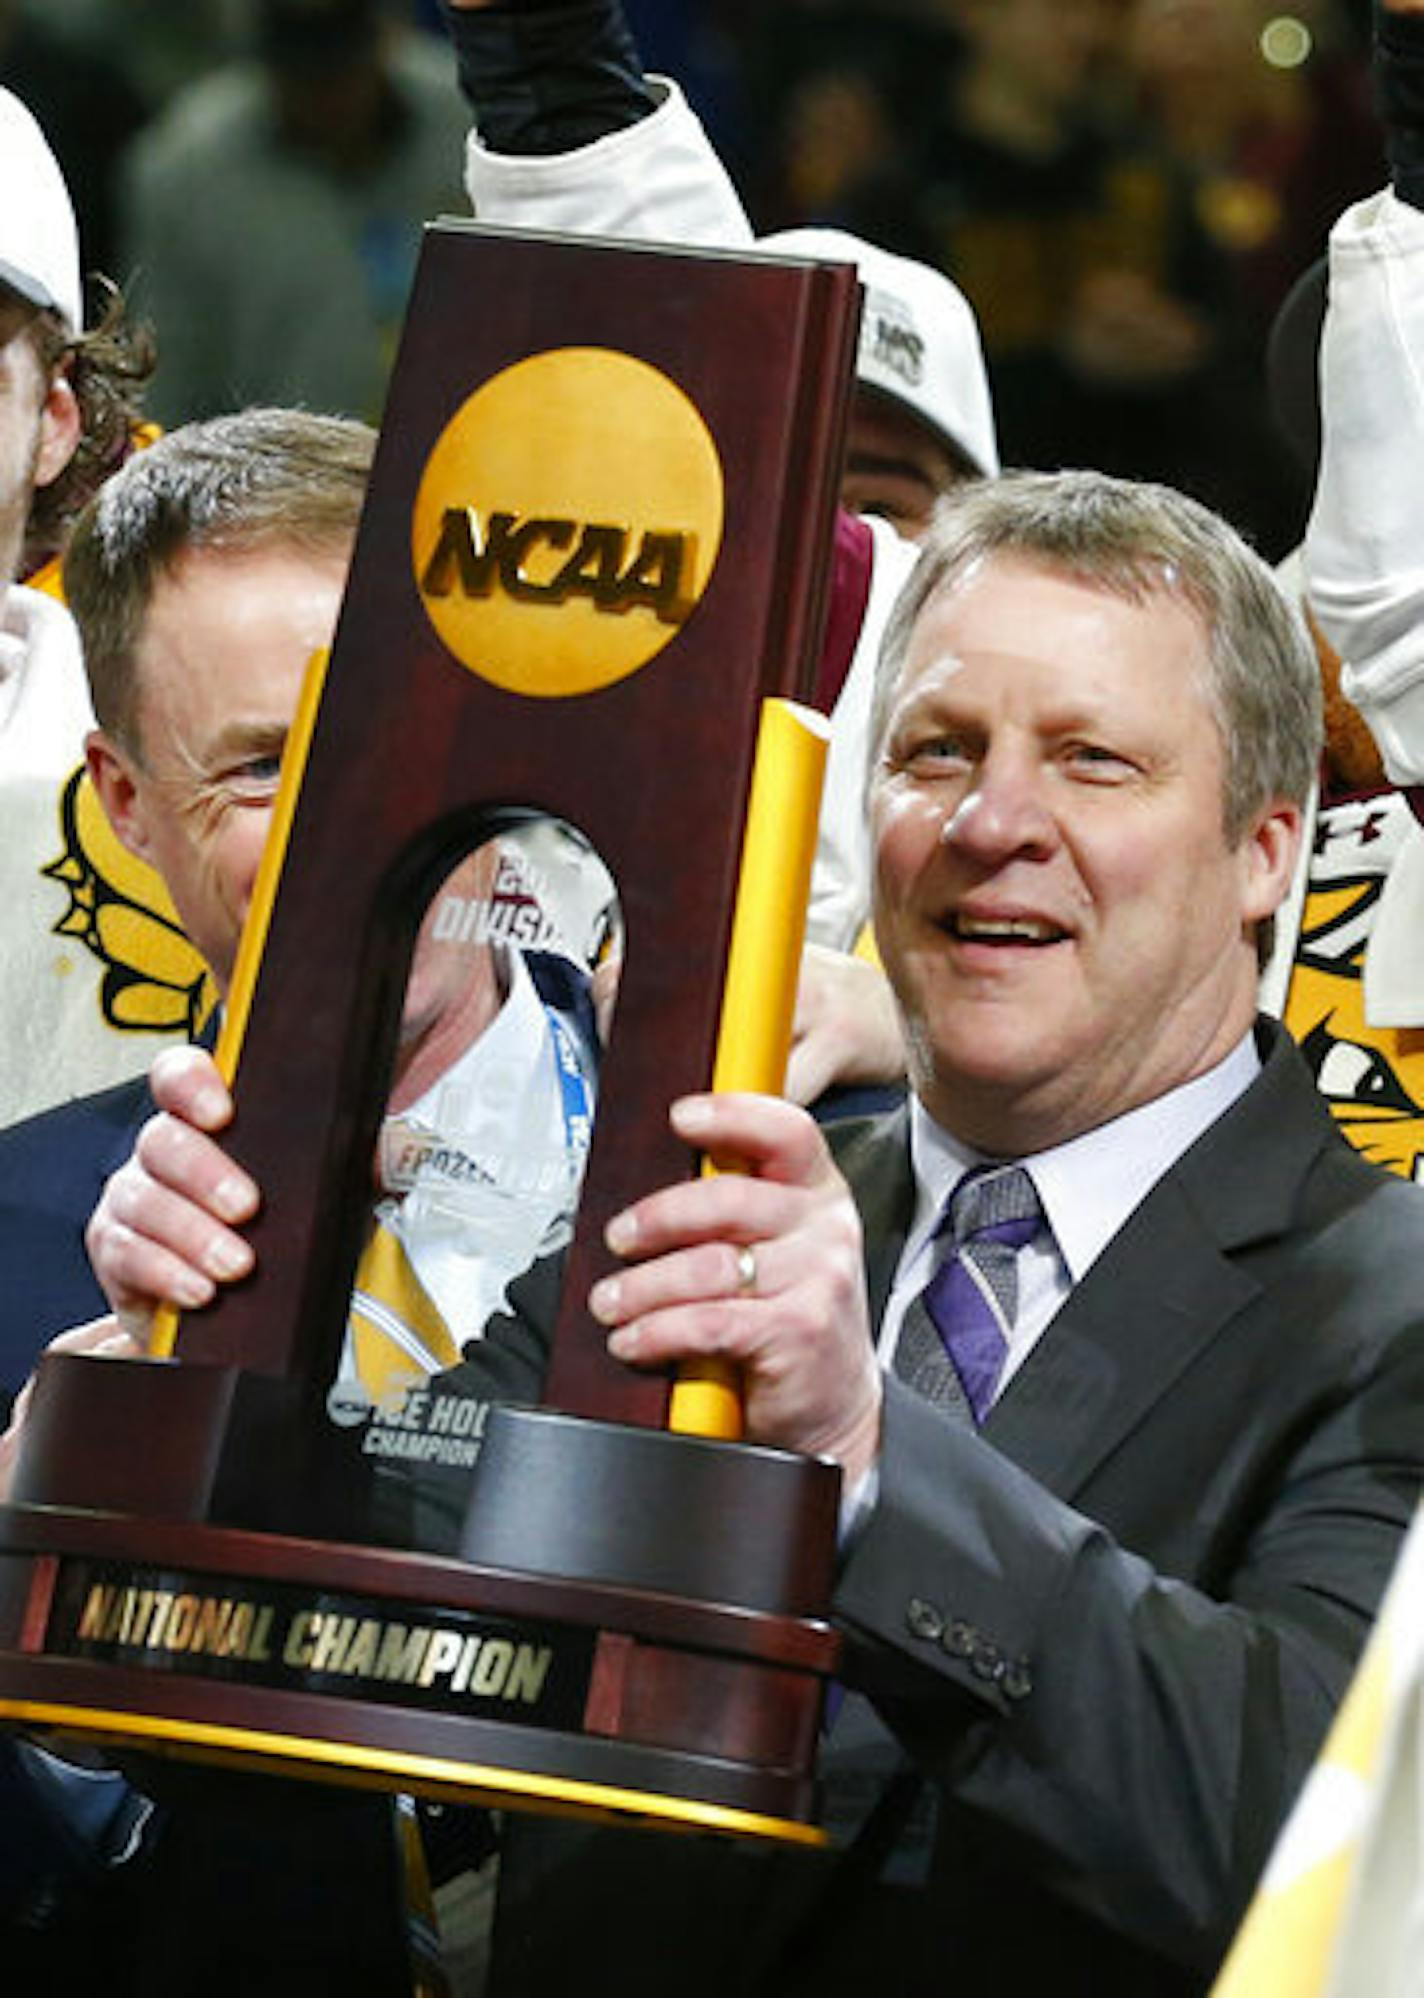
[735,1244,758,1298]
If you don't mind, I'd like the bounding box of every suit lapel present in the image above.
[984,1175,1259,1497]
[984,1023,1332,1500]
[774,1027,1339,1971]
[828,1107,915,1326]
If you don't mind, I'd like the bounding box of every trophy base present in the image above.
[0,1361,840,1846]
[0,1692,828,1846]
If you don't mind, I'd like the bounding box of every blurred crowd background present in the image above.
[2,0,1384,560]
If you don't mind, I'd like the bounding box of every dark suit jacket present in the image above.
[4,1022,1423,1992]
[485,1022,1424,1997]
[0,1073,151,1417]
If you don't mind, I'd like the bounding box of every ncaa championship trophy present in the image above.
[0,221,859,1843]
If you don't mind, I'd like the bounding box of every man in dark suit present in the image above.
[73,465,1424,1994]
[0,404,594,1987]
[0,1078,149,1421]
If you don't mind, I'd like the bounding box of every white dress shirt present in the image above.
[880,1031,1262,1407]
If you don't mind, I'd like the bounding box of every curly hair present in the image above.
[21,286,157,576]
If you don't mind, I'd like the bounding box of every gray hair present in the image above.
[64,406,374,758]
[870,468,1322,842]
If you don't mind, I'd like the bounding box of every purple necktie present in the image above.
[896,1164,1042,1423]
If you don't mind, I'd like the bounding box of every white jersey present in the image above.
[1308,186,1424,789]
[0,585,191,1124]
[1302,185,1424,1040]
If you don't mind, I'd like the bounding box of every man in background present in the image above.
[121,0,470,427]
[1,83,191,1124]
[0,403,599,1986]
[0,403,598,1412]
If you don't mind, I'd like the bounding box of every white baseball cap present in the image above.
[0,86,82,331]
[761,226,999,479]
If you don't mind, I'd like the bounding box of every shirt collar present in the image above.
[907,1030,1261,1280]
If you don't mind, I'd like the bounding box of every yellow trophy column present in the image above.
[668,696,832,1441]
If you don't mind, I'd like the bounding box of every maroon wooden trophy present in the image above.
[0,222,861,1842]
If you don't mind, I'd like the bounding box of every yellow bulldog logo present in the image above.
[1285,866,1424,1182]
[43,767,218,1038]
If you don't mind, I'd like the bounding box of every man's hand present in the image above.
[85,1046,259,1344]
[0,1317,145,1500]
[589,1092,882,1485]
[786,944,906,1107]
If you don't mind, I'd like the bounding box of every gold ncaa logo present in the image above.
[412,347,725,698]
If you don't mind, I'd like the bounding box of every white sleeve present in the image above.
[463,76,753,249]
[1305,187,1424,785]
[807,519,919,952]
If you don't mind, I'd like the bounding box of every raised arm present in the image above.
[442,0,754,245]
[1303,0,1424,785]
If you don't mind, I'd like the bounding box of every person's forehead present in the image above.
[924,548,1196,633]
[897,551,1213,702]
[146,539,347,624]
[135,542,340,716]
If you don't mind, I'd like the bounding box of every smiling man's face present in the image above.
[869,552,1299,1154]
[86,542,349,994]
